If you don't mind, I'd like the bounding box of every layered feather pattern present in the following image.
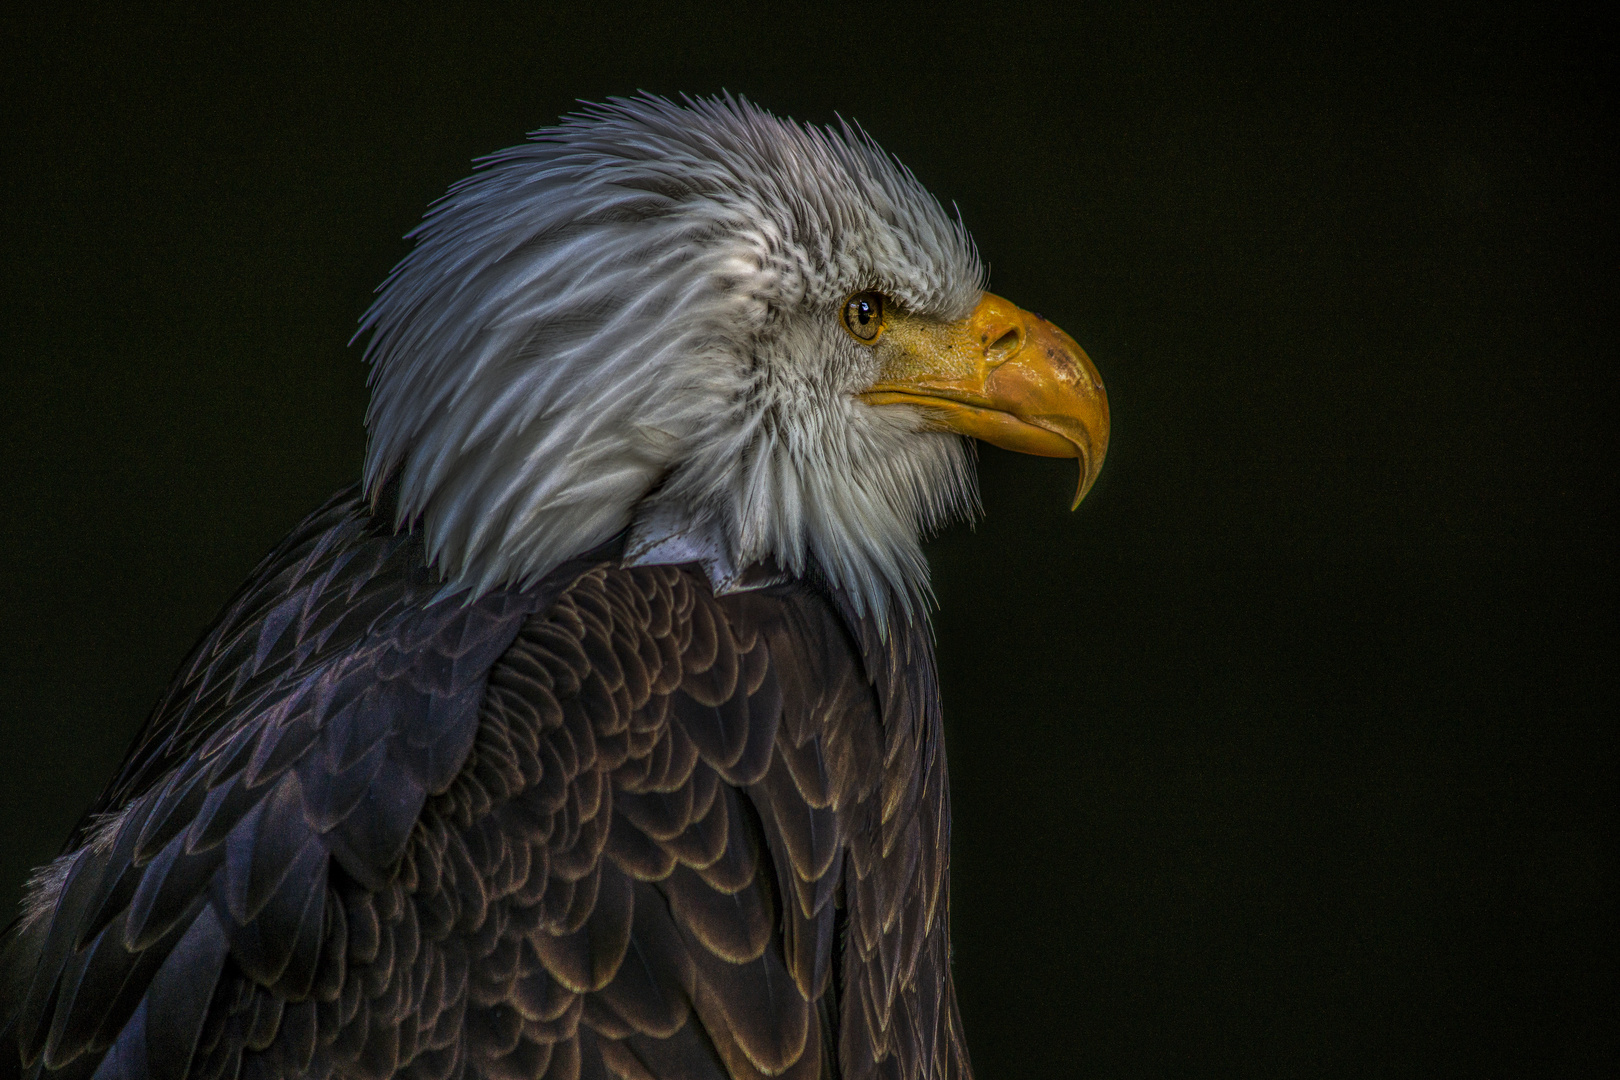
[3,489,969,1079]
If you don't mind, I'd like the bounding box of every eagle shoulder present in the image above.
[0,489,547,1080]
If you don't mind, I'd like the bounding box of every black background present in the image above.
[2,3,1614,1076]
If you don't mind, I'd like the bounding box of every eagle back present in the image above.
[1,489,967,1080]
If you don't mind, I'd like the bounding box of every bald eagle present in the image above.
[1,96,1107,1080]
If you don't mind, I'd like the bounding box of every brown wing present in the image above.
[3,547,969,1080]
[224,562,969,1080]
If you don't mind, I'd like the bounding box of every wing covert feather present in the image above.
[4,499,971,1080]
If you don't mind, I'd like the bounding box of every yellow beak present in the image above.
[860,293,1110,508]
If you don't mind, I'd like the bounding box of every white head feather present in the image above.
[359,94,985,623]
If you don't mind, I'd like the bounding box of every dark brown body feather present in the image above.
[0,489,970,1080]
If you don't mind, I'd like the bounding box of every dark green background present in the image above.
[2,3,1613,1076]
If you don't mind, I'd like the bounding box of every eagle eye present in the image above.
[841,291,887,344]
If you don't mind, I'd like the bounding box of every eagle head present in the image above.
[359,94,1108,621]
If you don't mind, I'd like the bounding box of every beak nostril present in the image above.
[988,327,1022,356]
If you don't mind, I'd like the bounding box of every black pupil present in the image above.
[858,298,874,323]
